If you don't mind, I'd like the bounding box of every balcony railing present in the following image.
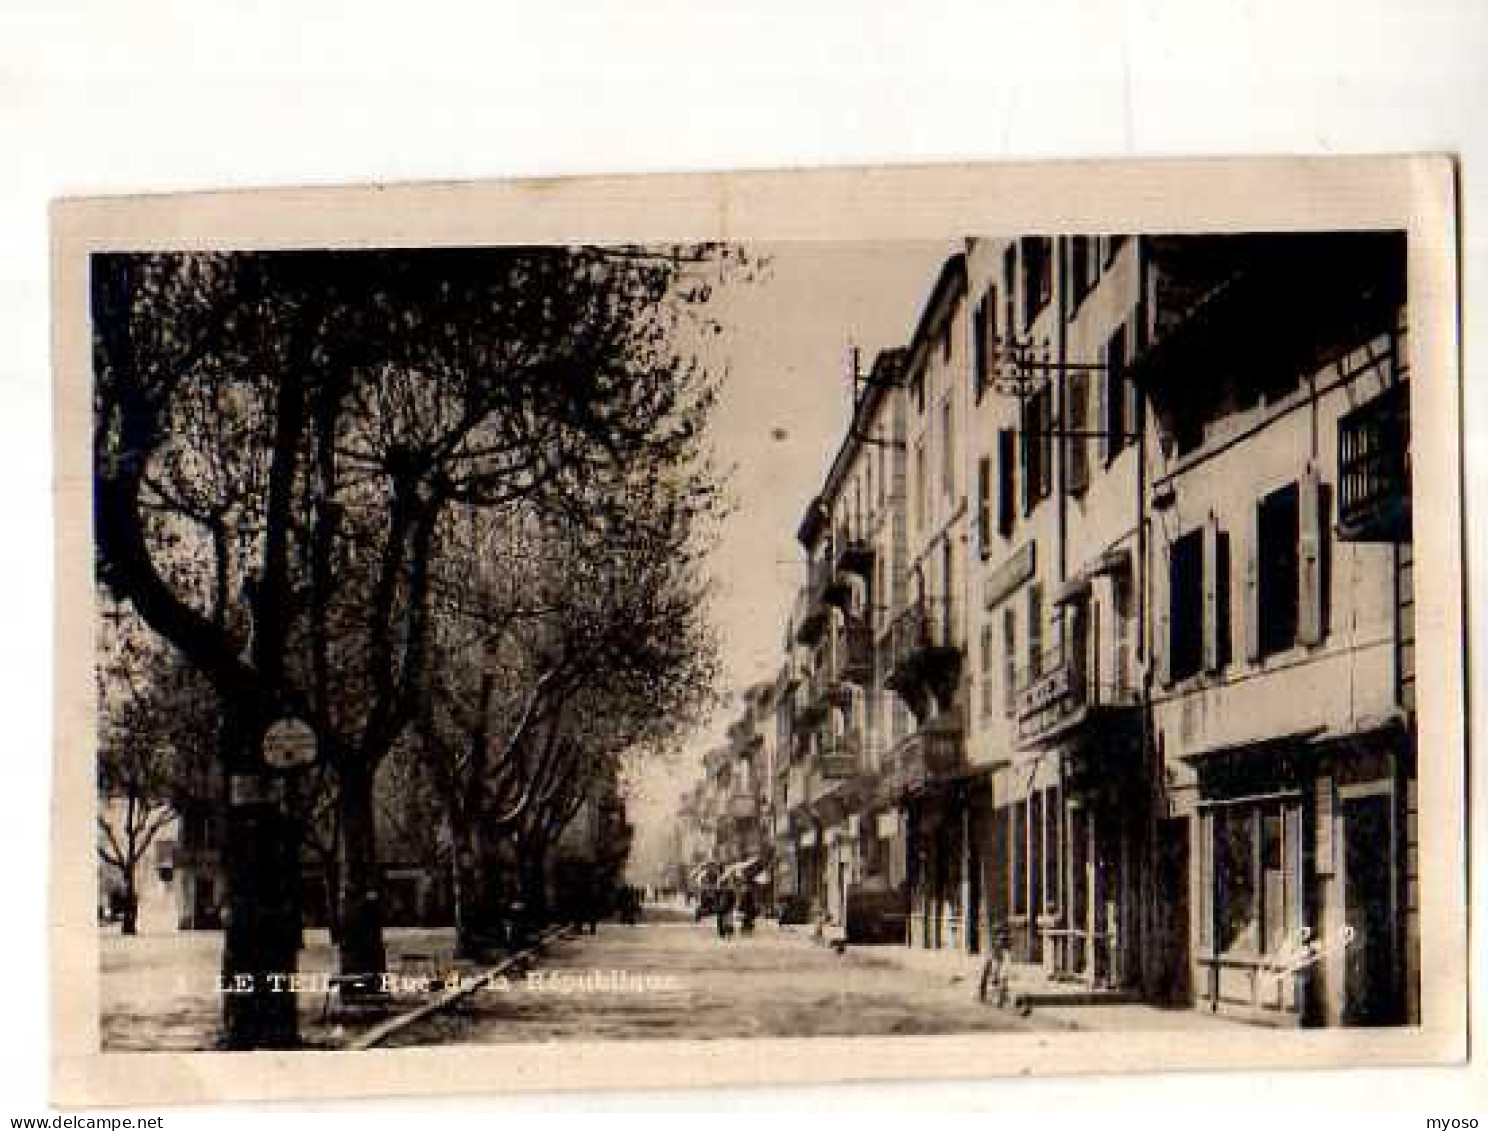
[882,597,961,695]
[1338,381,1410,541]
[881,722,965,797]
[793,559,834,645]
[1013,645,1138,747]
[727,793,758,820]
[832,614,875,686]
[833,534,875,580]
[817,730,861,780]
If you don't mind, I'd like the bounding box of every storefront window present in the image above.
[1215,808,1258,953]
[1012,804,1027,916]
[1207,801,1297,957]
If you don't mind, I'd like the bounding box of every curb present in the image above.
[347,925,573,1050]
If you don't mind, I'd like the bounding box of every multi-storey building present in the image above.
[787,347,914,940]
[877,255,979,951]
[675,230,1416,1028]
[963,234,1154,989]
[1135,233,1414,1026]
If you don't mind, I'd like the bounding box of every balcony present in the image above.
[881,597,962,707]
[1337,381,1410,541]
[793,559,834,645]
[817,730,861,780]
[727,792,759,820]
[1013,646,1139,750]
[794,670,848,732]
[833,534,875,581]
[881,720,966,798]
[832,614,875,686]
[809,732,872,822]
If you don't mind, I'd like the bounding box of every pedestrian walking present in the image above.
[715,884,736,939]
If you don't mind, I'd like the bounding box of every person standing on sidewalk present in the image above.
[715,884,736,940]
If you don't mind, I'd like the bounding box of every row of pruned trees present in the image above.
[91,245,737,1047]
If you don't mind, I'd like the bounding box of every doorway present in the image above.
[1341,791,1400,1025]
[1156,816,1191,1005]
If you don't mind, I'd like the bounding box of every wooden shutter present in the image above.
[972,299,987,399]
[997,428,1015,536]
[1019,397,1033,515]
[1298,464,1325,646]
[1157,544,1173,686]
[1068,370,1089,494]
[1202,513,1221,673]
[976,456,991,558]
[1095,341,1110,466]
[1243,499,1262,663]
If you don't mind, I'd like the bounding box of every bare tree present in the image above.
[92,246,732,1046]
[97,613,217,935]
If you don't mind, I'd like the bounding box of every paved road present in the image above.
[386,907,1048,1045]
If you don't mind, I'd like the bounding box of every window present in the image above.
[997,428,1016,537]
[1043,786,1060,915]
[1112,570,1133,693]
[1020,237,1052,328]
[980,622,995,721]
[940,397,955,499]
[1257,483,1300,657]
[1168,529,1204,682]
[1003,607,1017,715]
[914,441,927,535]
[1066,367,1090,494]
[1103,324,1130,463]
[1206,802,1297,957]
[1021,384,1054,512]
[976,456,991,560]
[1028,790,1044,918]
[1011,802,1027,916]
[1003,247,1017,338]
[972,297,988,400]
[1027,583,1044,678]
[1068,236,1097,311]
[912,367,925,414]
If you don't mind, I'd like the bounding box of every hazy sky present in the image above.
[625,239,956,882]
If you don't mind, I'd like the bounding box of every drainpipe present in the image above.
[1136,239,1158,998]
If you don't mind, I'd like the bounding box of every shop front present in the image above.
[1183,720,1416,1026]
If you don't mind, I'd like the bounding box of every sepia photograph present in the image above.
[51,160,1466,1104]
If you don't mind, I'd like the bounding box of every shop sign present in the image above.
[985,542,1036,609]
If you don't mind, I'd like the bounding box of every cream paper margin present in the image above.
[49,157,1466,1107]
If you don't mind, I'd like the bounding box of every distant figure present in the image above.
[715,885,736,939]
[738,884,757,936]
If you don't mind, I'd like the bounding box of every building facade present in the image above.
[677,231,1416,1027]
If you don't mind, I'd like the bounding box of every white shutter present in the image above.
[1298,465,1325,646]
[1157,544,1173,686]
[1243,499,1262,663]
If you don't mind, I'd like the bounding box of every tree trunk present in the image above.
[119,872,139,936]
[517,840,550,925]
[450,817,491,959]
[322,853,342,946]
[219,716,301,1049]
[336,759,386,979]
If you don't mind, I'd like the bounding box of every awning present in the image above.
[1051,576,1090,607]
[1178,727,1326,765]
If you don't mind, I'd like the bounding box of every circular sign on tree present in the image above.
[262,717,318,771]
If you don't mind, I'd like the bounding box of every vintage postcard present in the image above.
[51,157,1465,1106]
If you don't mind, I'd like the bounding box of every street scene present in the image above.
[89,231,1419,1056]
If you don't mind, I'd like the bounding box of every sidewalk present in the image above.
[776,924,1253,1033]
